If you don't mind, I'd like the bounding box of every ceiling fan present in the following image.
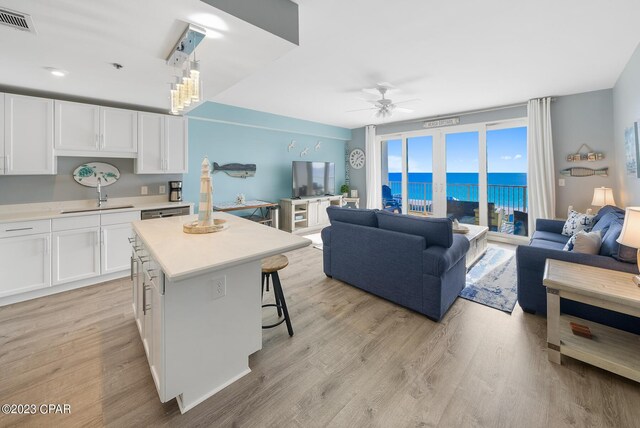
[348,83,418,118]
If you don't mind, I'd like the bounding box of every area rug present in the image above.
[304,233,323,250]
[460,247,518,313]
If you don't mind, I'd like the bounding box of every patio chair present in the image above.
[382,185,401,213]
[514,210,529,236]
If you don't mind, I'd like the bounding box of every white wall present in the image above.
[613,42,640,207]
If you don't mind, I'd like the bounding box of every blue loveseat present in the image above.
[516,205,640,334]
[321,206,470,321]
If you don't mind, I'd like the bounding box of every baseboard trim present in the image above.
[0,270,129,307]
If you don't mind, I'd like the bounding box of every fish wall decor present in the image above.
[560,167,608,177]
[212,162,256,178]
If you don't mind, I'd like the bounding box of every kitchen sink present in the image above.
[60,205,135,214]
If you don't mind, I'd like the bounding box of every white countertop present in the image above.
[0,197,193,223]
[132,212,311,281]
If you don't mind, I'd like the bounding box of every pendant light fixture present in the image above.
[166,24,206,115]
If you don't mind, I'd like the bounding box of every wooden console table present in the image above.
[543,259,640,382]
[213,200,278,227]
[342,197,360,208]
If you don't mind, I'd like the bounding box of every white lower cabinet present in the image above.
[50,211,139,286]
[0,232,51,298]
[52,227,101,285]
[148,274,165,399]
[132,235,165,401]
[100,211,138,275]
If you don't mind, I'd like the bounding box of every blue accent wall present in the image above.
[184,102,350,212]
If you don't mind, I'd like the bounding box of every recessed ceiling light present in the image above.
[44,67,67,77]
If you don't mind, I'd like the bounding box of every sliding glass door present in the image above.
[407,136,434,216]
[381,138,402,213]
[377,119,528,239]
[486,124,528,235]
[444,131,480,225]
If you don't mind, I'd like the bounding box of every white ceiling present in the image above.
[214,0,640,128]
[1,1,640,129]
[0,0,294,110]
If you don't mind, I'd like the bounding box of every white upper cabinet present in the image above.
[137,113,164,173]
[136,112,187,174]
[101,107,137,154]
[0,94,4,174]
[3,94,55,175]
[54,100,99,151]
[165,115,187,173]
[55,100,137,157]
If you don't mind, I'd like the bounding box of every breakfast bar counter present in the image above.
[130,213,310,413]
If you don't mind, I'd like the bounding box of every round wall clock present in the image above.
[349,148,365,169]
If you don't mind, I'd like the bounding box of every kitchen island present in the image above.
[130,212,310,413]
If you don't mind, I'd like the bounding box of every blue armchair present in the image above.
[382,185,401,213]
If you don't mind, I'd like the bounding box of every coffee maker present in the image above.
[169,181,182,202]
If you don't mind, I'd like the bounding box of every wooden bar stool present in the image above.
[261,255,293,336]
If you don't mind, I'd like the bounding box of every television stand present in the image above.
[280,195,343,233]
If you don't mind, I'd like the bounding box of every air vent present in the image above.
[0,8,36,34]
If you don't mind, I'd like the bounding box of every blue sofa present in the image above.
[516,205,640,334]
[321,206,470,321]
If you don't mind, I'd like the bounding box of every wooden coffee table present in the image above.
[456,224,488,268]
[543,259,640,382]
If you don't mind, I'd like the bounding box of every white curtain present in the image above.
[527,97,555,233]
[365,125,381,209]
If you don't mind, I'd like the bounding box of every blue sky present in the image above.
[386,127,527,173]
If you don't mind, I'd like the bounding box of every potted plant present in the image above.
[340,184,350,197]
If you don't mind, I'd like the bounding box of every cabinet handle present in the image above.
[95,134,99,148]
[5,227,33,232]
[143,284,151,314]
[100,230,104,246]
[142,283,148,315]
[44,236,49,255]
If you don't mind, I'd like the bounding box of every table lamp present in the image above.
[617,207,640,286]
[591,187,616,207]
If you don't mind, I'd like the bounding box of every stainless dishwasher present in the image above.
[140,206,191,220]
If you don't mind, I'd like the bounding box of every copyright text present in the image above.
[2,404,71,415]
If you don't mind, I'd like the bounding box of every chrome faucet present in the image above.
[97,177,108,207]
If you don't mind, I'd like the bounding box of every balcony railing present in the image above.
[388,180,528,218]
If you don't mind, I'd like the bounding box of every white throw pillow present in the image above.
[562,210,595,237]
[563,230,602,254]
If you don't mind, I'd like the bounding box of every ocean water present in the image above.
[387,172,528,211]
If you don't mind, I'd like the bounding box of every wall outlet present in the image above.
[159,185,166,194]
[211,276,226,300]
[558,178,565,187]
[141,186,148,195]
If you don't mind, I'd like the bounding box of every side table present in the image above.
[543,259,640,382]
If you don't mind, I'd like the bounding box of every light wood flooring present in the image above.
[1,245,639,427]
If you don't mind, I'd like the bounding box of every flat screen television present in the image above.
[292,161,335,197]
